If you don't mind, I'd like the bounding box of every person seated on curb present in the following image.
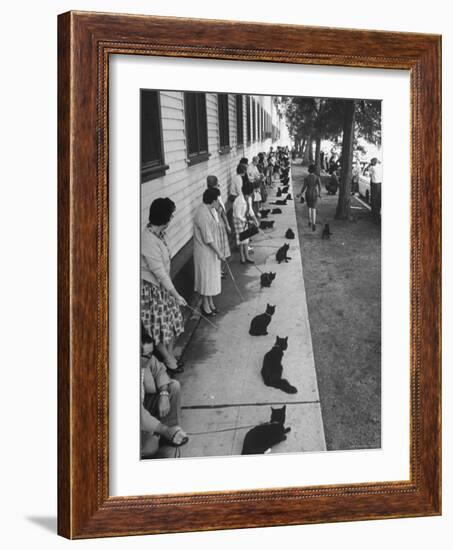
[325,170,339,195]
[140,324,189,459]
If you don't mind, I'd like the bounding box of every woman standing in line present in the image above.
[232,181,258,264]
[193,187,225,316]
[300,163,322,231]
[141,198,187,374]
[206,175,231,278]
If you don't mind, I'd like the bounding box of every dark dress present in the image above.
[303,173,321,207]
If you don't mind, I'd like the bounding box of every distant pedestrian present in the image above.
[367,157,382,222]
[193,188,225,316]
[325,171,339,195]
[300,164,322,231]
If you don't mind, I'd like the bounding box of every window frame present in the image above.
[140,89,169,183]
[217,93,231,154]
[184,91,210,166]
[246,96,251,145]
[236,94,244,147]
[252,98,256,142]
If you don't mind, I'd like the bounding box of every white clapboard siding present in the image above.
[141,91,280,260]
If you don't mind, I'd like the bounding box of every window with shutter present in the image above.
[246,96,251,145]
[218,93,230,153]
[236,95,244,146]
[252,99,256,142]
[140,90,169,182]
[184,92,209,165]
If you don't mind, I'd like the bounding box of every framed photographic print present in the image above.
[58,11,441,539]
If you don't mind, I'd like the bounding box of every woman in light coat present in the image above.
[193,187,225,316]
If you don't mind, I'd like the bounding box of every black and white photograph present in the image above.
[140,89,382,460]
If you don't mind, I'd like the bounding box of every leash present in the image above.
[187,424,257,436]
[184,303,243,340]
[224,261,245,301]
[184,303,223,331]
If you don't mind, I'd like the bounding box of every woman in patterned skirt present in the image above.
[232,180,258,264]
[141,198,187,374]
[206,175,231,278]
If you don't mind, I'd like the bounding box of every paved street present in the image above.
[174,172,326,458]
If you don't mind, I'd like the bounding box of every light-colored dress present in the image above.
[230,174,244,197]
[233,194,255,245]
[193,203,221,296]
[214,195,231,258]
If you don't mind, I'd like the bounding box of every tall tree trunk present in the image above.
[300,137,306,158]
[302,135,311,166]
[335,100,356,220]
[308,138,315,164]
[314,136,321,175]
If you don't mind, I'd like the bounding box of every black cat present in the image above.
[285,228,295,239]
[322,224,333,239]
[260,271,276,288]
[259,220,275,230]
[271,208,282,214]
[276,188,283,197]
[261,337,297,394]
[271,199,287,206]
[249,303,276,336]
[281,186,289,193]
[260,208,270,218]
[286,193,292,200]
[280,177,290,185]
[276,243,291,264]
[241,405,291,455]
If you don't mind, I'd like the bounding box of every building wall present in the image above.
[141,92,281,266]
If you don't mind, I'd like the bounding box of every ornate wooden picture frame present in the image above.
[58,11,441,539]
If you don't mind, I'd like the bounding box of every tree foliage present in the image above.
[279,96,381,218]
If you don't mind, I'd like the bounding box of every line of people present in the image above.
[139,146,292,458]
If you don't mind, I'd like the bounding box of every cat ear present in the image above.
[284,337,288,342]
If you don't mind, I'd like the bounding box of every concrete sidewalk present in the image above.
[175,173,326,458]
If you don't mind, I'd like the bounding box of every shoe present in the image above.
[163,427,189,447]
[308,221,311,227]
[200,306,214,317]
[165,364,184,374]
[312,224,316,231]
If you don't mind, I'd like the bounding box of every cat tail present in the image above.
[275,379,298,394]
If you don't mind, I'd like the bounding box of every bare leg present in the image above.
[312,208,317,226]
[244,244,253,262]
[239,243,246,263]
[201,295,212,314]
[156,342,177,370]
[208,296,215,310]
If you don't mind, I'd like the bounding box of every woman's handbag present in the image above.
[239,223,259,242]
